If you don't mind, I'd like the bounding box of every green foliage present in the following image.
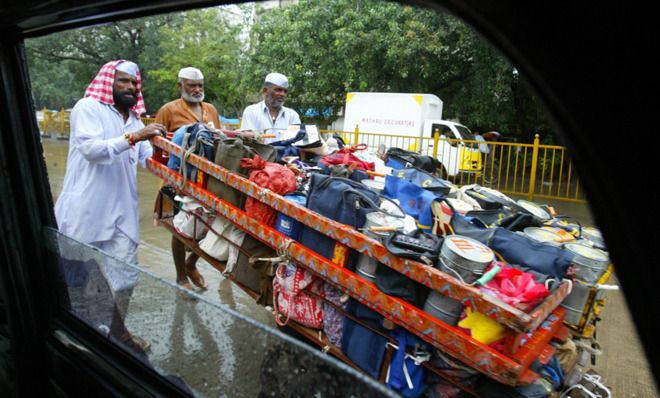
[25,1,554,141]
[26,13,184,111]
[148,7,245,116]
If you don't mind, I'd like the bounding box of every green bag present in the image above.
[206,137,276,209]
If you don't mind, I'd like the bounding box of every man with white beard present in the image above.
[154,67,220,291]
[155,67,220,132]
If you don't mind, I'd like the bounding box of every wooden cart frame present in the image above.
[148,136,572,392]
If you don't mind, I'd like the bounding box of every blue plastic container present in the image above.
[275,194,307,240]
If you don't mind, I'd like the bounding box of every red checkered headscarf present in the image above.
[84,60,146,118]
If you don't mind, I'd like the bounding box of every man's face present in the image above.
[264,84,288,109]
[112,70,138,108]
[179,79,205,103]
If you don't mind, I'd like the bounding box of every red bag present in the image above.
[481,263,550,310]
[240,155,297,226]
[273,263,324,329]
[319,144,375,171]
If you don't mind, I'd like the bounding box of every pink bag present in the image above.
[481,263,550,310]
[273,263,324,329]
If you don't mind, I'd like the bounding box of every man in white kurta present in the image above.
[240,72,301,144]
[55,60,165,321]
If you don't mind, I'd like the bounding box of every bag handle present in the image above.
[341,187,406,220]
[316,176,405,219]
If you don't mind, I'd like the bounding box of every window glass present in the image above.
[44,228,394,397]
[25,2,658,398]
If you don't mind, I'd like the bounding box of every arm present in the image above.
[291,110,301,125]
[154,105,171,132]
[207,104,221,129]
[239,105,258,131]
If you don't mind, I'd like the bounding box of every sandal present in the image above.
[120,332,151,352]
[186,268,207,289]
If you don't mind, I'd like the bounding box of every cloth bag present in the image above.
[386,328,430,398]
[392,167,452,196]
[340,299,388,379]
[206,137,276,209]
[319,144,375,172]
[198,216,233,261]
[480,263,550,310]
[239,155,297,226]
[227,233,277,306]
[383,175,442,232]
[298,174,382,266]
[322,283,347,346]
[488,227,574,280]
[172,196,213,240]
[273,263,324,329]
[167,123,217,185]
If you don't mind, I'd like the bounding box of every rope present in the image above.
[559,372,611,398]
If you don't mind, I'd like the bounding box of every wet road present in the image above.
[42,137,659,397]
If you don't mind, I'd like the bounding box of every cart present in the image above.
[147,135,588,396]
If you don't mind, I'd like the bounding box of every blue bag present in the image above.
[340,299,388,379]
[274,193,307,241]
[298,174,382,264]
[167,123,216,183]
[488,227,574,280]
[450,213,496,244]
[383,175,441,232]
[269,129,305,161]
[391,167,452,196]
[386,328,430,398]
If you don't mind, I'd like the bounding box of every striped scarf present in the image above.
[84,60,146,118]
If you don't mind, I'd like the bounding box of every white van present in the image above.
[343,92,485,178]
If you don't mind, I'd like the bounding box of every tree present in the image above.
[245,0,552,139]
[148,7,246,117]
[26,13,185,112]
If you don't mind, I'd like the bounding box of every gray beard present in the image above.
[182,91,204,103]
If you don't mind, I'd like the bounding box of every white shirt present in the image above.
[55,97,152,245]
[240,100,301,143]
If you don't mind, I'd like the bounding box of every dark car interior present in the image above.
[1,0,656,396]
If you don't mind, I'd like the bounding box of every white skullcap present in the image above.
[264,72,289,88]
[178,67,204,80]
[116,61,139,77]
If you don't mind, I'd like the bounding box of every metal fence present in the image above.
[327,128,586,204]
[39,109,584,203]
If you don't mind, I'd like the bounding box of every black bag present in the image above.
[496,212,543,231]
[385,147,440,174]
[463,188,503,210]
[230,234,277,306]
[383,230,444,265]
[206,137,276,209]
[450,213,495,244]
[375,264,430,307]
[298,174,403,270]
[298,174,381,268]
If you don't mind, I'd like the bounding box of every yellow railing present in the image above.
[326,127,586,203]
[38,109,584,203]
